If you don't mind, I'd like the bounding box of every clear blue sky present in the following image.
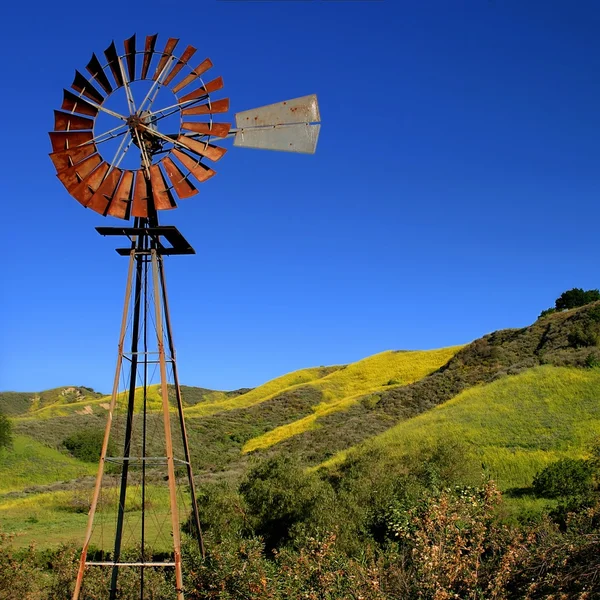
[1,1,598,393]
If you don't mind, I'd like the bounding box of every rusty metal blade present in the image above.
[175,136,227,162]
[161,156,198,199]
[149,164,177,210]
[49,143,97,172]
[234,123,320,154]
[181,121,231,138]
[124,34,136,81]
[62,89,99,117]
[182,98,229,116]
[104,41,124,87]
[141,34,158,79]
[172,58,212,94]
[72,71,104,104]
[88,168,123,215]
[179,77,224,103]
[70,162,110,207]
[132,170,149,217]
[172,148,216,183]
[108,170,134,218]
[49,131,94,152]
[153,38,179,81]
[56,153,103,191]
[86,53,113,94]
[162,45,197,86]
[54,111,94,131]
[235,94,320,128]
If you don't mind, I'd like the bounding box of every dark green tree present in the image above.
[0,411,11,449]
[555,288,600,311]
[63,429,112,462]
[532,458,593,498]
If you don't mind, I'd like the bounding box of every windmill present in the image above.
[48,34,321,600]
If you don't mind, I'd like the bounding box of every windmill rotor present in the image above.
[50,34,322,220]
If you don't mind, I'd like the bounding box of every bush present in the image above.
[63,429,113,463]
[532,458,593,498]
[555,288,600,311]
[0,412,11,450]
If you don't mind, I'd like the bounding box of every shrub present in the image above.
[555,288,600,311]
[63,429,113,463]
[0,412,11,450]
[532,458,593,498]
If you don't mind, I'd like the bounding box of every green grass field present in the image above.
[242,346,463,453]
[322,365,600,489]
[0,435,96,494]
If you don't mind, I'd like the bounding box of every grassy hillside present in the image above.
[322,365,600,489]
[0,435,96,494]
[185,365,343,417]
[242,346,462,453]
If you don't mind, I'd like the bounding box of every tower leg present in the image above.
[72,249,136,600]
[151,248,185,600]
[157,257,205,558]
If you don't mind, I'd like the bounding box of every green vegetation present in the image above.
[62,429,113,463]
[539,287,600,318]
[0,412,10,450]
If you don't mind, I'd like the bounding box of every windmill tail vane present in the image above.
[48,33,320,600]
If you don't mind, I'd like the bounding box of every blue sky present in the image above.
[1,1,598,393]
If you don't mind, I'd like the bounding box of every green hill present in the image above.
[2,301,600,548]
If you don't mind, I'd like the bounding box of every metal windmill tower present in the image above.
[48,33,321,600]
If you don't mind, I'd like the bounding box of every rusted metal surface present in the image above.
[88,168,123,215]
[153,38,179,80]
[181,121,230,137]
[131,170,149,217]
[141,34,157,79]
[149,164,177,210]
[172,58,212,93]
[108,170,134,219]
[62,89,99,117]
[234,123,321,154]
[70,162,109,206]
[176,135,226,162]
[49,143,97,172]
[104,41,124,87]
[86,53,113,94]
[172,148,216,182]
[161,156,198,198]
[56,153,102,191]
[72,70,104,104]
[54,111,94,131]
[49,131,94,152]
[124,34,136,81]
[179,76,223,102]
[182,97,229,115]
[235,94,320,128]
[163,45,197,86]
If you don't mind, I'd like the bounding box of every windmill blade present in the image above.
[172,58,212,94]
[56,153,103,191]
[86,53,113,94]
[70,162,110,206]
[149,164,177,210]
[172,149,216,183]
[88,168,123,215]
[72,70,105,104]
[132,170,149,217]
[107,170,134,219]
[161,156,199,199]
[234,123,320,154]
[54,110,94,131]
[62,89,99,117]
[182,98,229,115]
[232,94,321,154]
[141,34,158,79]
[163,45,197,86]
[153,38,179,80]
[181,121,231,138]
[104,41,124,87]
[235,94,320,128]
[124,34,136,81]
[49,143,98,172]
[49,131,94,152]
[179,77,224,103]
[175,135,227,162]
